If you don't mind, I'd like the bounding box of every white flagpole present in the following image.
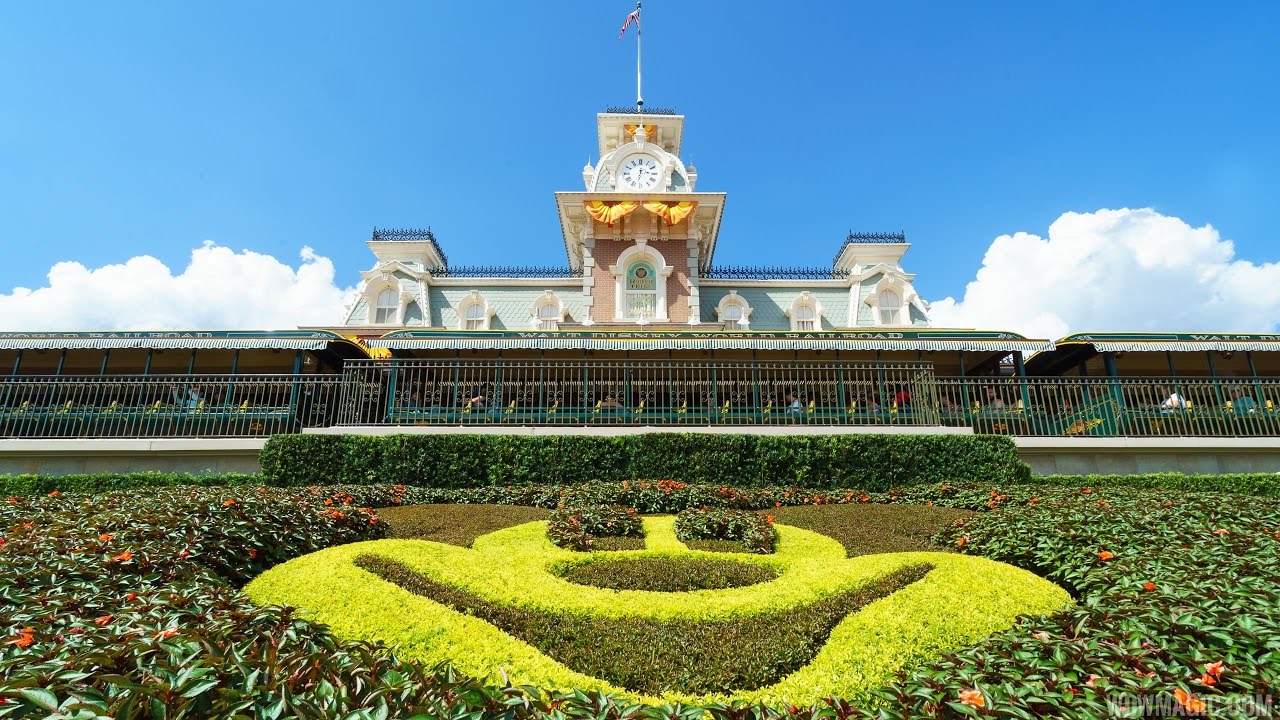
[635,1,643,111]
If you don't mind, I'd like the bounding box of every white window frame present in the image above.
[877,289,902,326]
[714,290,752,330]
[866,276,917,327]
[530,290,566,331]
[457,290,493,331]
[610,242,673,323]
[373,288,399,325]
[785,292,823,332]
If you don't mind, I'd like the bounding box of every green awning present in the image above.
[0,331,353,352]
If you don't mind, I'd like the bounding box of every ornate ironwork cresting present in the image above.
[702,266,851,280]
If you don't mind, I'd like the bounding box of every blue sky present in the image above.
[1,2,1277,334]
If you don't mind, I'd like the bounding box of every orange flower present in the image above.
[111,550,133,562]
[155,628,179,640]
[1213,528,1228,536]
[11,627,35,648]
[939,484,948,491]
[859,494,870,503]
[955,536,968,548]
[6,497,16,503]
[1028,497,1040,506]
[775,501,782,508]
[1197,673,1217,686]
[98,533,113,542]
[1098,550,1115,561]
[223,499,238,507]
[1203,661,1224,678]
[959,688,985,708]
[48,491,60,497]
[94,615,113,626]
[764,514,775,525]
[1163,501,1173,508]
[1174,688,1206,713]
[1085,675,1101,687]
[1081,487,1092,494]
[1143,581,1156,591]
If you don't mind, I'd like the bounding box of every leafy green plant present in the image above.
[259,433,1030,489]
[547,504,644,551]
[559,557,778,592]
[675,508,778,554]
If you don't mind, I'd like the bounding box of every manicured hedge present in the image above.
[259,433,1030,489]
[0,471,259,496]
[247,517,1069,705]
[1027,471,1280,497]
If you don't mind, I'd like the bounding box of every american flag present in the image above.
[618,4,641,39]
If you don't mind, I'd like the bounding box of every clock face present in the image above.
[620,155,661,190]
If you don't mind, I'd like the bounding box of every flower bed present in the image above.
[546,504,643,551]
[674,507,778,554]
[4,479,1278,719]
[246,516,1069,705]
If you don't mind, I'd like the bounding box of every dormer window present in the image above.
[786,293,823,332]
[374,289,398,324]
[715,291,752,330]
[532,291,565,331]
[878,290,902,325]
[458,291,491,331]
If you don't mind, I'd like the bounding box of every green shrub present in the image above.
[547,504,643,551]
[559,556,778,592]
[260,433,1029,489]
[247,516,1071,706]
[675,508,778,554]
[0,471,260,496]
[1025,471,1280,496]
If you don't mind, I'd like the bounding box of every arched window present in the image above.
[878,290,901,325]
[465,303,486,330]
[538,303,559,330]
[624,260,658,320]
[794,304,816,331]
[458,291,491,330]
[374,288,398,324]
[715,291,751,330]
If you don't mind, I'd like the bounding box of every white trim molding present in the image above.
[530,290,567,330]
[714,290,752,330]
[456,290,495,331]
[610,241,674,323]
[784,291,824,331]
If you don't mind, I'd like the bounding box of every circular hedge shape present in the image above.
[558,556,778,591]
[247,516,1071,706]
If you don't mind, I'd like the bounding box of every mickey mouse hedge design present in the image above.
[247,515,1070,706]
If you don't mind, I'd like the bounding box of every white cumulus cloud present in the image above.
[0,242,356,331]
[928,208,1280,339]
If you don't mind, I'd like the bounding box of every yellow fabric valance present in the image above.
[642,201,698,226]
[584,200,640,227]
[585,200,697,228]
[623,124,658,140]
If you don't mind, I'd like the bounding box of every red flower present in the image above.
[859,494,870,503]
[1098,550,1115,561]
[1143,581,1156,591]
[247,549,258,559]
[126,593,138,601]
[94,615,113,626]
[959,688,985,707]
[1174,688,1206,713]
[5,497,16,503]
[10,627,35,648]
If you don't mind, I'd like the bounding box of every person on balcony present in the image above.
[169,384,201,409]
[1231,387,1258,415]
[1157,385,1186,413]
[983,387,1005,412]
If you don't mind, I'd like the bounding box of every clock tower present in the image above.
[555,109,726,327]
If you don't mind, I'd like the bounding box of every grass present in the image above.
[378,503,549,546]
[559,556,778,592]
[359,553,929,695]
[773,502,973,556]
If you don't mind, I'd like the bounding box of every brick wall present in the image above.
[590,238,691,323]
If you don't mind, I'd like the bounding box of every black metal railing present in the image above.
[336,359,938,427]
[428,266,583,279]
[703,266,851,281]
[0,374,342,438]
